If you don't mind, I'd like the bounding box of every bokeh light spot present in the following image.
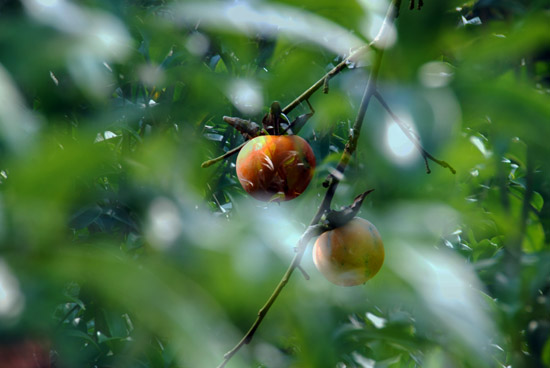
[419,61,454,88]
[384,120,417,164]
[0,259,25,322]
[147,197,182,249]
[227,79,264,115]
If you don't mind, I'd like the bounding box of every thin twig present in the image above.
[217,224,326,368]
[297,265,310,280]
[56,304,79,328]
[207,183,228,215]
[317,50,384,212]
[281,44,372,115]
[519,148,534,244]
[218,2,401,367]
[203,25,375,169]
[203,46,373,168]
[374,91,456,174]
[201,142,246,168]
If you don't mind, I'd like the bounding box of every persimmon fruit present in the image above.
[313,217,384,286]
[236,135,315,202]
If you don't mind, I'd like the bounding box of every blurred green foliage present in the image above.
[0,0,549,367]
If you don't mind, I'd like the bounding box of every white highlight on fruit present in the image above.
[261,153,275,172]
[239,178,254,189]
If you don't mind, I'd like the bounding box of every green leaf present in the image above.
[64,329,101,351]
[522,220,545,252]
[509,185,544,213]
[215,57,228,73]
[103,309,129,338]
[531,191,544,212]
[542,338,550,367]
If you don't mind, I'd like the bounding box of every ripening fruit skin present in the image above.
[236,135,316,202]
[313,217,384,286]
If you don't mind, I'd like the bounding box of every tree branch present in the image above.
[218,2,401,367]
[281,44,372,115]
[217,224,326,368]
[202,25,375,169]
[56,304,79,328]
[374,91,456,174]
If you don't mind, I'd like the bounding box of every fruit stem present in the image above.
[201,142,246,168]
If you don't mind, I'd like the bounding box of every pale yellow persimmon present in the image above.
[313,217,384,286]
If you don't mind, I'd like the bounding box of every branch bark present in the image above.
[217,224,326,368]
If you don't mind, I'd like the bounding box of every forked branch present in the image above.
[374,91,456,174]
[218,1,401,367]
[201,38,374,169]
[281,44,373,115]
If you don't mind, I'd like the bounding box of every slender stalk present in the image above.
[218,2,401,367]
[281,44,372,115]
[218,257,299,367]
[56,304,79,328]
[201,142,246,168]
[520,148,534,238]
[218,225,324,368]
